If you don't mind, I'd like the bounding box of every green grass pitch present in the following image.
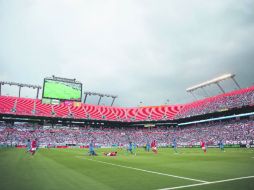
[0,148,253,190]
[43,81,81,100]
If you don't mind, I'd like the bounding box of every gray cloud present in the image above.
[0,0,254,106]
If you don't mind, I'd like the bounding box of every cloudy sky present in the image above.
[0,0,254,107]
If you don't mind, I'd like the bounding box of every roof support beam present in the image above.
[216,82,225,93]
[231,76,241,89]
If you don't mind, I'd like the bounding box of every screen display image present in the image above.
[43,79,82,101]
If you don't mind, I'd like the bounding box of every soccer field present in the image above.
[0,148,254,190]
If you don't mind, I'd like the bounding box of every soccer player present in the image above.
[173,138,177,153]
[219,139,224,151]
[89,142,97,156]
[200,140,206,154]
[26,139,31,153]
[104,151,117,156]
[30,138,37,156]
[146,141,151,152]
[151,140,158,154]
[127,142,133,154]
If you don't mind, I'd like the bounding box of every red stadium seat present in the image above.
[0,85,253,121]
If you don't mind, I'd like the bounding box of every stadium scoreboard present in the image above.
[42,78,82,101]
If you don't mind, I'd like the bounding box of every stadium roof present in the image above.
[186,74,236,92]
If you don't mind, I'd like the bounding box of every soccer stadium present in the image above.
[1,1,254,190]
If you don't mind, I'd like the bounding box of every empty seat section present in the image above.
[0,96,16,113]
[35,100,52,117]
[126,108,138,121]
[69,105,86,119]
[110,107,125,121]
[165,105,182,119]
[84,105,102,120]
[53,103,69,117]
[151,106,165,120]
[16,98,34,115]
[135,107,151,121]
[99,106,117,120]
[114,107,126,121]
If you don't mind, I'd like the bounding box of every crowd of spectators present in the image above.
[175,86,254,119]
[0,119,253,147]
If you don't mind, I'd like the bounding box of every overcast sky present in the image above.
[0,0,254,107]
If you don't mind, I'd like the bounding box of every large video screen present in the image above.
[43,79,82,101]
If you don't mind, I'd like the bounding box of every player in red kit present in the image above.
[200,140,206,154]
[30,138,37,156]
[103,151,117,156]
[151,140,158,154]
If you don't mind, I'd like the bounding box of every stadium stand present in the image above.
[151,106,166,120]
[98,106,117,121]
[69,104,86,119]
[16,98,35,115]
[0,96,17,114]
[0,119,253,147]
[35,99,53,117]
[84,104,103,120]
[111,107,125,121]
[0,85,253,121]
[52,103,69,117]
[175,86,254,119]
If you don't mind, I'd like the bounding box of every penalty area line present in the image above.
[75,156,207,183]
[158,175,254,190]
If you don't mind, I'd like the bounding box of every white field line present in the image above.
[158,175,254,190]
[76,156,207,183]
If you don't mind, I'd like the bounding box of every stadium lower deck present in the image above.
[0,148,253,190]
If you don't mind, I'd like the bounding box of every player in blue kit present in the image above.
[88,142,97,156]
[173,138,178,153]
[26,139,31,153]
[146,140,151,152]
[219,139,225,152]
[127,142,133,154]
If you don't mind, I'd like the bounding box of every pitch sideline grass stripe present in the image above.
[76,156,208,183]
[158,175,254,190]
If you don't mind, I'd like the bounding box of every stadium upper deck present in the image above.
[0,85,253,122]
